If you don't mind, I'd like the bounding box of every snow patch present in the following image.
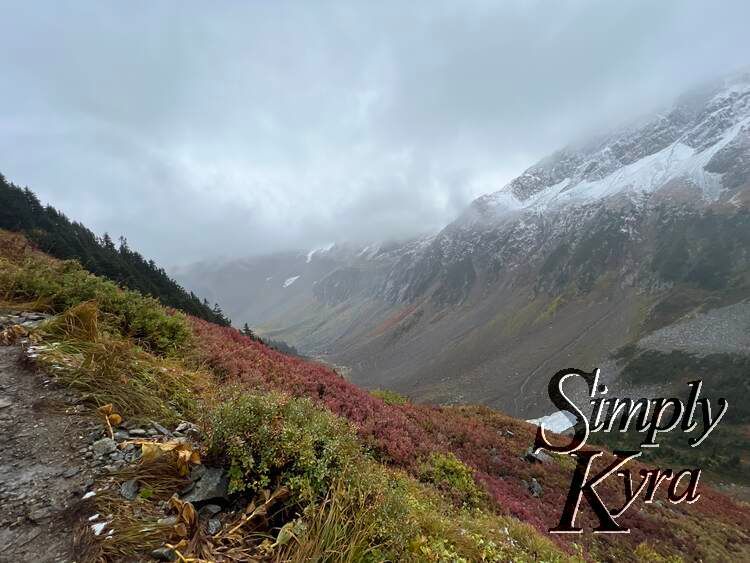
[526,410,577,433]
[283,275,300,288]
[306,242,335,263]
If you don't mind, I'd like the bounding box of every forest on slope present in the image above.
[0,173,230,326]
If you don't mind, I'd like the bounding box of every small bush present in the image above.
[418,452,485,509]
[34,302,207,423]
[208,392,360,501]
[370,388,409,405]
[0,256,190,354]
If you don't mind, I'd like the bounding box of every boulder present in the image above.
[181,467,229,504]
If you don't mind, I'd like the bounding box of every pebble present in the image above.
[120,479,140,500]
[207,518,222,535]
[151,421,171,436]
[92,438,117,456]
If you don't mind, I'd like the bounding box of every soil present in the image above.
[0,344,97,562]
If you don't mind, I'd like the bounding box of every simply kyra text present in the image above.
[534,368,728,534]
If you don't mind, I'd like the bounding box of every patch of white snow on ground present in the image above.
[306,242,335,263]
[283,275,300,288]
[526,410,577,433]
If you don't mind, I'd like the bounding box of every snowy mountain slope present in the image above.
[177,72,750,418]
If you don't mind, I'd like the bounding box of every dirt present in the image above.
[0,344,97,562]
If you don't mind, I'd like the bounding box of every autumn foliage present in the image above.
[189,317,750,559]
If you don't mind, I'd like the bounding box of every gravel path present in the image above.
[0,344,97,562]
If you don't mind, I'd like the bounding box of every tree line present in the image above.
[0,173,231,326]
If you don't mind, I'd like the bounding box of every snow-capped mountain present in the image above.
[481,72,750,213]
[176,72,750,418]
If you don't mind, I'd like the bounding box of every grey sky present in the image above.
[1,1,748,264]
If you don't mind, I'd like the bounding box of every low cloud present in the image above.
[1,1,748,264]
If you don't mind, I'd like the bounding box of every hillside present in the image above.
[2,229,749,561]
[0,175,230,326]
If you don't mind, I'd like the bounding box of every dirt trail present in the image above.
[0,344,97,562]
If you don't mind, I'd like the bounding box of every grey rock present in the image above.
[181,467,229,504]
[524,447,552,465]
[0,397,12,409]
[113,430,130,442]
[190,465,207,481]
[527,477,543,498]
[120,479,140,500]
[200,504,222,517]
[175,421,201,440]
[151,547,176,561]
[63,467,80,478]
[92,438,117,456]
[157,515,178,526]
[207,518,222,535]
[29,506,54,521]
[128,428,147,437]
[151,421,171,436]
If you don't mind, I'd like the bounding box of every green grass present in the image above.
[0,254,191,355]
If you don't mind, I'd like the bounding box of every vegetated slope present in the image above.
[3,230,749,561]
[0,174,230,326]
[175,71,750,421]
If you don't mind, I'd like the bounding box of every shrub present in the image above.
[418,452,485,509]
[0,256,190,354]
[208,392,361,501]
[33,302,207,424]
[370,388,408,405]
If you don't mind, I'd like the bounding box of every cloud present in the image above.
[1,0,748,264]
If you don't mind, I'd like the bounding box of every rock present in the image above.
[29,506,54,521]
[199,504,222,518]
[92,438,117,456]
[190,465,207,481]
[151,547,176,561]
[175,421,201,441]
[146,428,158,437]
[109,451,124,462]
[0,397,12,409]
[527,477,543,497]
[151,421,171,436]
[113,430,130,442]
[157,516,178,526]
[524,447,552,465]
[207,518,222,535]
[62,467,80,478]
[181,467,229,504]
[128,428,147,437]
[120,479,140,500]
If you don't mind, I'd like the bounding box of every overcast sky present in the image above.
[1,1,749,265]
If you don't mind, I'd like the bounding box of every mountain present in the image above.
[0,176,231,326]
[175,72,750,427]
